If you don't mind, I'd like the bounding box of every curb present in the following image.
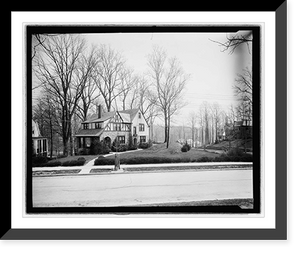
[32,162,253,177]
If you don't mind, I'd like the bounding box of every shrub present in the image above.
[197,156,212,162]
[111,144,129,152]
[181,145,188,152]
[90,140,111,155]
[226,147,244,157]
[181,142,191,152]
[61,160,86,166]
[32,156,48,167]
[138,142,151,149]
[214,149,253,162]
[94,157,114,165]
[78,148,89,155]
[46,161,62,167]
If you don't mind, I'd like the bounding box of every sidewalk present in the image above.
[33,161,253,175]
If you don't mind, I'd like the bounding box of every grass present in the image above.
[116,142,219,160]
[94,142,222,165]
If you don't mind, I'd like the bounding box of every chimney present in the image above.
[98,105,102,119]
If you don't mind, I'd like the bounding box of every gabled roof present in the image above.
[83,111,115,123]
[82,108,140,124]
[119,108,139,121]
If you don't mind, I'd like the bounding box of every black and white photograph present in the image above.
[4,2,291,245]
[28,25,260,214]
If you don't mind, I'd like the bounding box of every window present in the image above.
[86,137,91,147]
[95,122,101,129]
[138,112,141,119]
[133,126,137,135]
[140,136,146,143]
[37,140,41,154]
[139,123,145,132]
[113,123,121,131]
[43,139,47,152]
[117,136,125,144]
[83,123,89,129]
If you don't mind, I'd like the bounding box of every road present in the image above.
[32,169,253,207]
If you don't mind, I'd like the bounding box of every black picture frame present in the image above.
[4,2,286,240]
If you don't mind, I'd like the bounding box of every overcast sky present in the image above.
[83,32,251,125]
[33,32,251,126]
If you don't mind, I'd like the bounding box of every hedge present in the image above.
[61,159,86,167]
[94,154,253,165]
[33,157,86,167]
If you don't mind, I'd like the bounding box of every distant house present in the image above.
[234,119,252,139]
[75,106,150,151]
[32,120,48,156]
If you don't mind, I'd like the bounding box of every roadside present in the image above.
[32,162,253,177]
[132,198,254,209]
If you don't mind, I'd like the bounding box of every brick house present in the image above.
[75,106,150,152]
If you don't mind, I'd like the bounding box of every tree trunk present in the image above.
[49,120,53,159]
[215,121,218,143]
[164,114,168,144]
[167,115,171,148]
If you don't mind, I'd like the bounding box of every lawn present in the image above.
[117,142,219,160]
[94,142,221,165]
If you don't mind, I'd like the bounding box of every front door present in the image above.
[104,136,112,147]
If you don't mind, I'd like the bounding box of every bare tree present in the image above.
[210,31,252,54]
[93,45,126,112]
[188,112,197,147]
[33,34,86,155]
[148,46,189,148]
[33,91,62,158]
[234,67,252,104]
[118,67,139,111]
[74,45,99,121]
[211,102,221,143]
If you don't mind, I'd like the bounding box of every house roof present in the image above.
[83,111,115,123]
[83,109,139,124]
[234,120,252,127]
[119,108,139,121]
[75,128,104,137]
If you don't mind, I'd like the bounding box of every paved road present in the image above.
[32,169,253,207]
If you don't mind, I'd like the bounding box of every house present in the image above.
[32,120,48,156]
[75,106,150,152]
[234,119,252,139]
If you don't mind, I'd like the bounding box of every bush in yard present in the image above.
[90,139,111,155]
[138,142,150,149]
[128,133,137,150]
[78,148,89,155]
[197,156,213,162]
[213,149,253,162]
[61,159,86,166]
[94,157,114,165]
[45,161,62,167]
[181,142,191,152]
[32,156,48,167]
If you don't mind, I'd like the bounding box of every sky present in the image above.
[33,32,252,126]
[82,32,251,125]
